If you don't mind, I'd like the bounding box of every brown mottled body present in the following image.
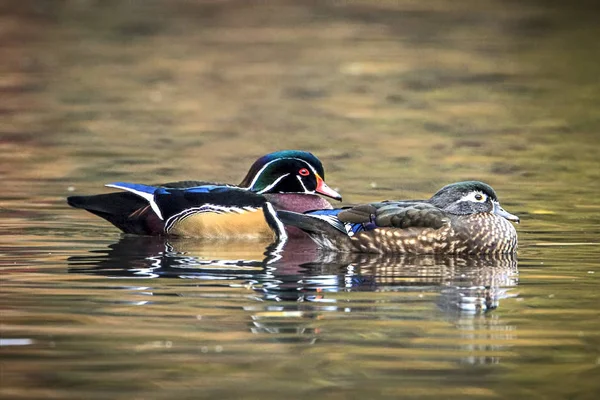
[351,213,517,254]
[277,181,520,255]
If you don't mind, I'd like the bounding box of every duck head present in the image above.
[429,181,519,223]
[239,150,342,201]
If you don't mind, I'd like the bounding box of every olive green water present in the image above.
[1,1,600,399]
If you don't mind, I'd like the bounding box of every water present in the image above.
[2,1,600,399]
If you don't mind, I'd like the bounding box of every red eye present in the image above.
[298,168,310,176]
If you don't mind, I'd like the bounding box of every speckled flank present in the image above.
[456,213,518,254]
[351,213,517,254]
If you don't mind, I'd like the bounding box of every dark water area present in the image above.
[1,1,599,399]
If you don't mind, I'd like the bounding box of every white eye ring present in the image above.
[460,191,487,203]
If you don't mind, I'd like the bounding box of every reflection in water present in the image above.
[69,236,282,279]
[3,0,599,397]
[348,253,518,313]
[68,237,518,339]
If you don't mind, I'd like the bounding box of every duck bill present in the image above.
[494,203,520,224]
[315,175,342,201]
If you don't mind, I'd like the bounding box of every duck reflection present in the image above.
[68,237,519,356]
[68,236,518,316]
[349,253,518,313]
[68,236,281,279]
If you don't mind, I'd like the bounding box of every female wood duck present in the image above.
[277,181,520,254]
[67,150,342,240]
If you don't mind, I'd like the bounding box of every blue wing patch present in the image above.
[184,185,222,193]
[155,185,239,195]
[307,209,343,217]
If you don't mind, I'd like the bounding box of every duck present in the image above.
[67,150,342,239]
[276,181,519,254]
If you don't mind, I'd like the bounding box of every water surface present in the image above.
[2,1,600,399]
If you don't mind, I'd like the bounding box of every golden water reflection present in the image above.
[3,0,600,398]
[68,237,518,354]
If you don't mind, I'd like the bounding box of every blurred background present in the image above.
[2,1,600,399]
[3,0,599,204]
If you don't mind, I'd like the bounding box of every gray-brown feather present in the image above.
[350,213,517,254]
[374,203,449,229]
[283,181,518,255]
[337,204,378,224]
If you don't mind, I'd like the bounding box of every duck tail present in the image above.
[276,210,354,252]
[67,192,163,235]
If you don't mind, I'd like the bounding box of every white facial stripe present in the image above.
[247,157,319,190]
[296,175,313,194]
[256,173,290,194]
[459,191,487,203]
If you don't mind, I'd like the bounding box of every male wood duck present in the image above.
[277,181,520,254]
[67,150,342,240]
